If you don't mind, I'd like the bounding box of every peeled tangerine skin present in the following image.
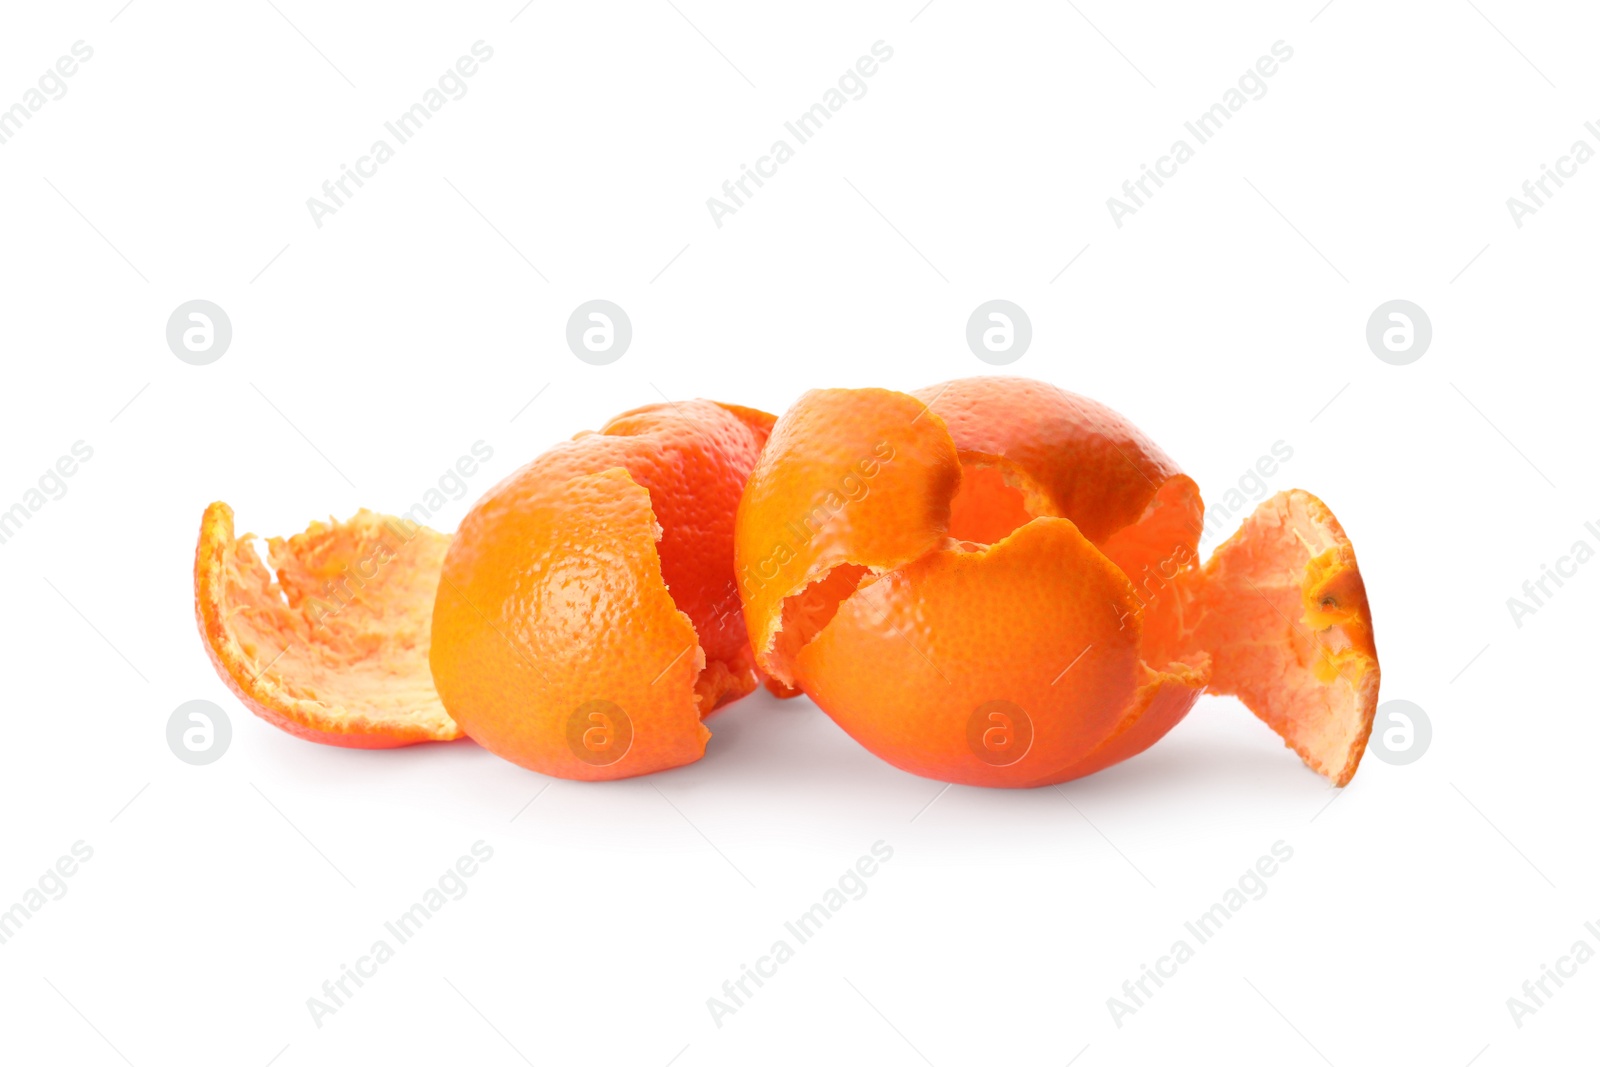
[1144,489,1380,787]
[194,503,462,747]
[740,378,1380,788]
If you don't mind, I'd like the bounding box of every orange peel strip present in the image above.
[735,387,961,687]
[1147,489,1380,785]
[796,517,1155,787]
[194,503,461,747]
[914,377,1186,543]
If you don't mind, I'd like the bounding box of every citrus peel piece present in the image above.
[914,377,1186,543]
[735,387,961,687]
[429,399,773,780]
[1146,489,1380,785]
[194,502,460,747]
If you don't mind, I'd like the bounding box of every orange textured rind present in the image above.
[194,502,461,747]
[796,518,1162,787]
[430,401,773,780]
[736,387,961,687]
[431,468,709,780]
[736,381,1210,787]
[914,377,1185,543]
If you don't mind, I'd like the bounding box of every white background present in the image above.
[0,1,1595,1064]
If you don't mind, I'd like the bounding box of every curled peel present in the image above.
[735,387,962,688]
[914,376,1189,544]
[194,502,460,747]
[1146,489,1380,786]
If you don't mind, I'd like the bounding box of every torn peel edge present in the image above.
[753,456,1031,688]
[947,460,1206,616]
[1035,656,1211,786]
[1098,474,1205,601]
[735,386,964,688]
[1033,476,1213,783]
[194,501,463,748]
[595,471,741,728]
[761,562,875,689]
[944,454,1059,546]
[756,508,1058,690]
[758,486,1197,693]
[1180,489,1381,787]
[755,466,1215,785]
[693,645,754,718]
[428,466,721,781]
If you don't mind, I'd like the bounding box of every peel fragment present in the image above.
[1146,489,1380,786]
[194,503,460,747]
[735,387,961,687]
[913,377,1185,543]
